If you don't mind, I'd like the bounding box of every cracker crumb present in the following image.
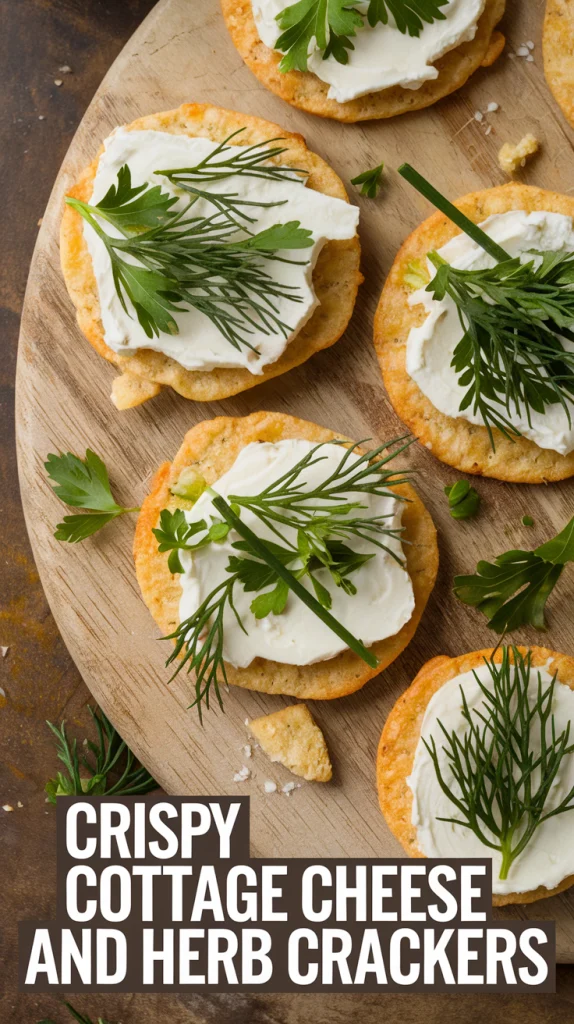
[486,102,499,112]
[17,801,24,809]
[526,54,534,62]
[485,126,492,136]
[2,805,14,813]
[264,780,277,793]
[282,782,297,794]
[249,704,332,782]
[59,65,73,74]
[233,765,250,783]
[38,115,46,121]
[516,45,530,57]
[243,744,252,758]
[54,79,63,87]
[474,110,484,122]
[498,134,539,175]
[1,646,9,657]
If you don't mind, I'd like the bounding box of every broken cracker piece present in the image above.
[111,371,162,410]
[498,133,539,174]
[249,704,332,782]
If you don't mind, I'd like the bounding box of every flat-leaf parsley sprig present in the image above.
[453,514,574,634]
[67,162,313,347]
[45,449,140,543]
[275,0,449,72]
[160,438,412,715]
[399,163,574,449]
[424,646,574,880]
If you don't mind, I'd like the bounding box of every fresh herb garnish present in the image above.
[444,480,480,520]
[351,163,384,199]
[398,163,574,449]
[453,515,574,633]
[522,515,535,527]
[153,508,232,574]
[45,707,158,803]
[425,646,574,880]
[45,449,139,542]
[67,158,313,348]
[162,438,412,715]
[275,0,449,72]
[158,129,307,229]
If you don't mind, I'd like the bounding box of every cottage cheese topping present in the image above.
[252,0,485,103]
[178,439,414,667]
[408,661,574,896]
[406,210,574,455]
[84,128,359,374]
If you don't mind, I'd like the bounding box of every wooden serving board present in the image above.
[15,0,574,960]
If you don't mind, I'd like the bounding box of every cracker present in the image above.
[544,0,574,129]
[250,703,332,781]
[377,645,574,906]
[60,104,362,406]
[374,182,574,483]
[134,411,438,700]
[221,0,505,123]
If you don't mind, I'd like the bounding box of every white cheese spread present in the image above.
[406,210,574,455]
[408,660,574,896]
[84,128,359,374]
[178,439,415,667]
[252,0,485,103]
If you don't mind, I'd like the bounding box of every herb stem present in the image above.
[211,494,379,669]
[398,163,510,263]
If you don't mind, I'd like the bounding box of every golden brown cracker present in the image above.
[377,645,574,906]
[250,703,332,781]
[221,0,505,123]
[544,0,574,130]
[134,411,438,700]
[374,182,574,483]
[60,104,361,405]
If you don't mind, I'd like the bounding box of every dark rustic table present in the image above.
[3,1,574,1021]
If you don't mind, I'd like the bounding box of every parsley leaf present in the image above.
[45,449,139,543]
[95,164,178,231]
[153,508,233,574]
[275,0,448,71]
[239,221,314,250]
[453,516,574,632]
[351,163,384,199]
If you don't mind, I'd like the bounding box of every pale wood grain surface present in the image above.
[15,0,574,963]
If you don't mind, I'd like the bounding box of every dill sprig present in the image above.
[161,438,412,715]
[399,163,574,448]
[67,159,313,347]
[158,129,307,229]
[275,0,449,73]
[45,707,158,802]
[424,647,574,880]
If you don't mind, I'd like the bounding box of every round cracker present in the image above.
[221,0,506,123]
[60,103,362,406]
[374,182,574,483]
[544,0,574,129]
[377,645,574,906]
[134,411,438,700]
